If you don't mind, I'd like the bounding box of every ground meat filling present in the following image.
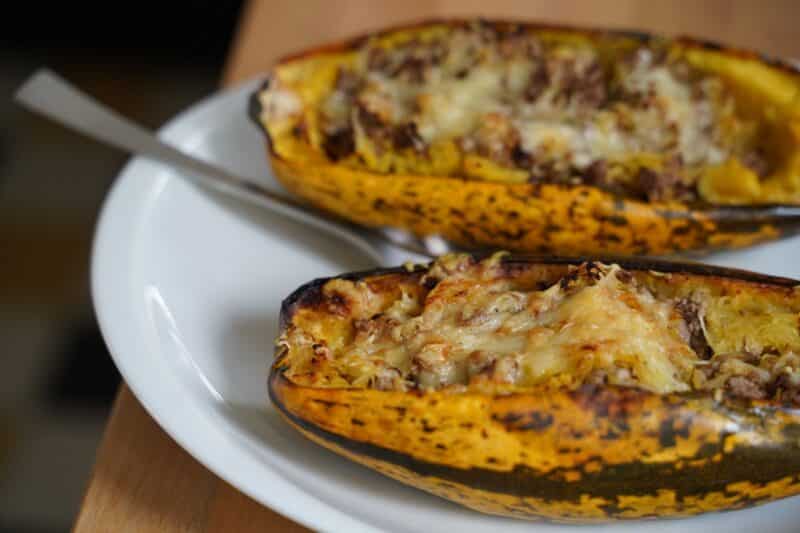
[675,297,712,359]
[676,299,800,403]
[282,256,800,404]
[322,128,355,161]
[316,22,763,202]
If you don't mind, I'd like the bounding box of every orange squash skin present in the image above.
[269,153,782,256]
[268,257,800,522]
[252,19,800,256]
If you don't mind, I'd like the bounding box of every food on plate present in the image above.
[251,19,800,255]
[269,252,800,521]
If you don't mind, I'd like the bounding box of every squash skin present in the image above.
[268,153,795,255]
[251,19,800,256]
[269,256,800,522]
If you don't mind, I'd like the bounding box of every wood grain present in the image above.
[73,388,218,532]
[73,387,307,532]
[76,1,800,531]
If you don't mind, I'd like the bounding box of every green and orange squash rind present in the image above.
[269,256,800,522]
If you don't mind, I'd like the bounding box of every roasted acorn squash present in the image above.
[270,253,800,522]
[251,19,800,255]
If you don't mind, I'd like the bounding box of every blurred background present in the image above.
[3,1,800,531]
[1,3,243,531]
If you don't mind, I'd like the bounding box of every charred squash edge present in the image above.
[249,18,800,256]
[269,255,800,521]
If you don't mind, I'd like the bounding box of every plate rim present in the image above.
[90,79,382,533]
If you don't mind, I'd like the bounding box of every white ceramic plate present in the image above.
[92,80,800,533]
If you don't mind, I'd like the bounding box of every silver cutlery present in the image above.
[14,69,449,263]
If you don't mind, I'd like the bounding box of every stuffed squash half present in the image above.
[270,253,800,521]
[251,19,800,255]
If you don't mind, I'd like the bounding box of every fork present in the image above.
[13,69,451,264]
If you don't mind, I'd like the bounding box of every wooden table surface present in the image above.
[74,1,800,531]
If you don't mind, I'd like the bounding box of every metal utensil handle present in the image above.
[13,68,389,261]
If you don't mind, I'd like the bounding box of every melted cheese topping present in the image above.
[386,263,696,393]
[261,22,800,204]
[305,24,760,197]
[282,256,703,394]
[280,255,800,401]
